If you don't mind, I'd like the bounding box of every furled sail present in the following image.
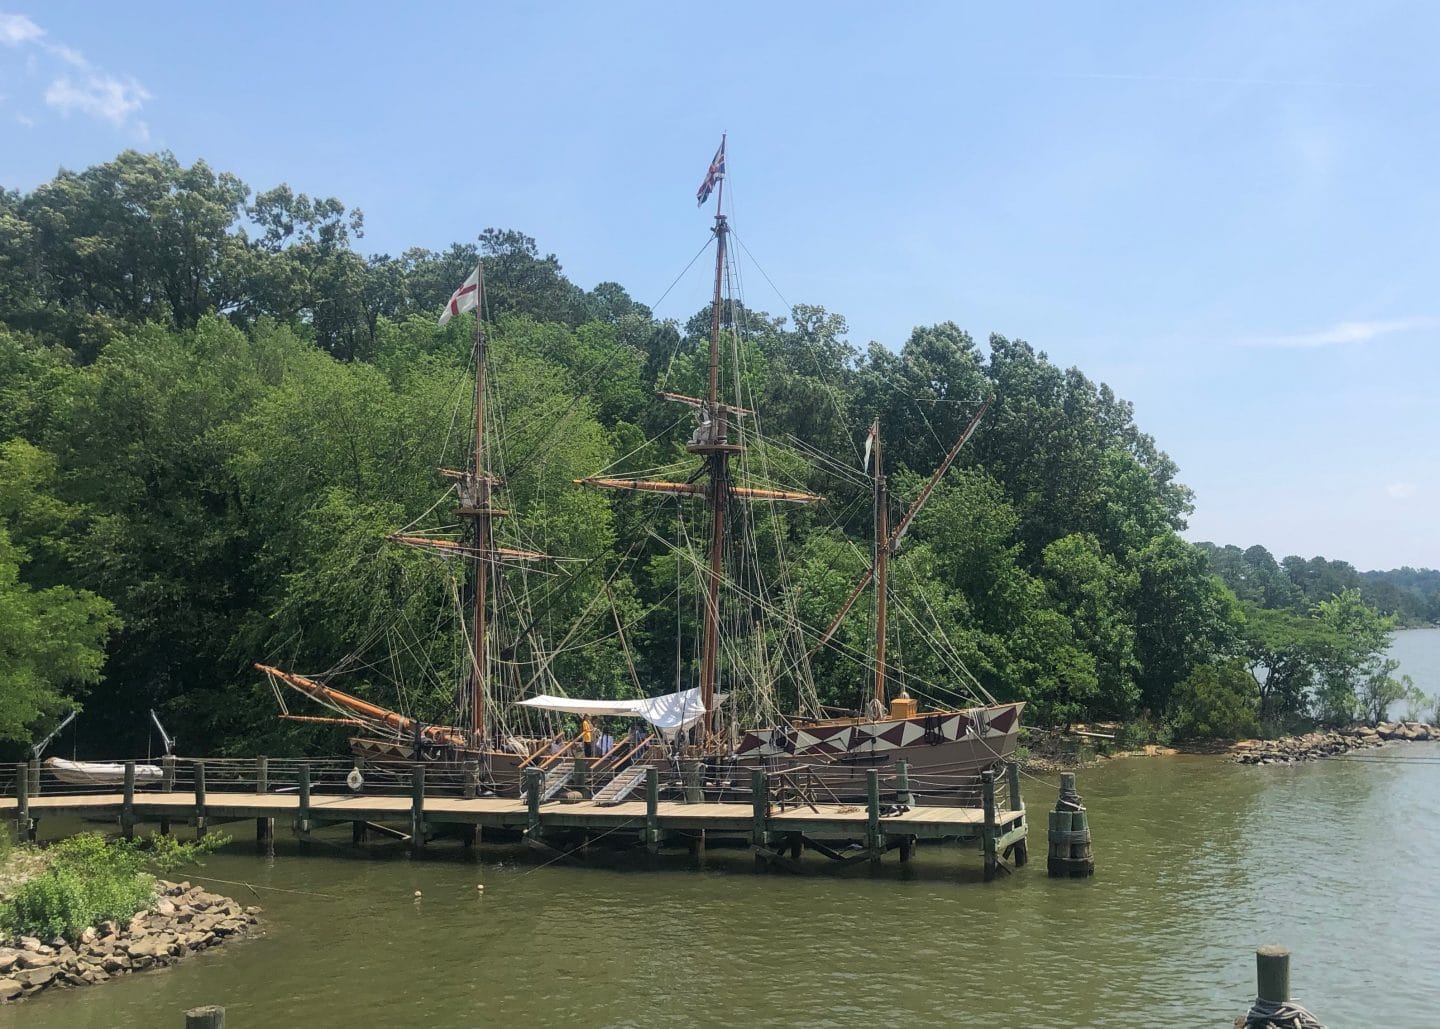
[516,688,727,734]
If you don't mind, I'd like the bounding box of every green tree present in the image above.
[1169,660,1261,740]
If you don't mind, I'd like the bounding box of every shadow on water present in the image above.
[5,748,1439,1028]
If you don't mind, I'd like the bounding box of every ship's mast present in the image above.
[696,155,730,739]
[464,264,493,742]
[871,421,889,708]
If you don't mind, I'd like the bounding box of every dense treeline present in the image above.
[0,151,1430,757]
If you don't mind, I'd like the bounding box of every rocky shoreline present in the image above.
[1234,721,1437,765]
[0,880,260,1003]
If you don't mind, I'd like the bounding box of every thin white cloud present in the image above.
[0,11,150,133]
[46,74,150,129]
[1387,483,1417,500]
[1239,317,1440,348]
[0,12,41,45]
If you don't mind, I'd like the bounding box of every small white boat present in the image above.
[45,756,165,786]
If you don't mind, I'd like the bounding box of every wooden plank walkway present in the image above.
[0,791,1023,838]
[4,759,1032,879]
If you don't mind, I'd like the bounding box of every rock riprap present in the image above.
[1234,722,1435,764]
[0,880,260,1003]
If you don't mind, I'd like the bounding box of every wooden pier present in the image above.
[4,757,1030,880]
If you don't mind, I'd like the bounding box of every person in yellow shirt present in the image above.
[581,716,594,758]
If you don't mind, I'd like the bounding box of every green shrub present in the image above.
[1170,660,1261,741]
[0,833,154,941]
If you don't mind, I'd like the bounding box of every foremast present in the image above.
[462,268,495,744]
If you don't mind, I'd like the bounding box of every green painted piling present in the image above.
[122,760,136,840]
[193,760,207,839]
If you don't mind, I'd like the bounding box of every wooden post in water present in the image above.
[524,767,542,838]
[254,755,273,847]
[1006,760,1028,866]
[464,762,479,799]
[121,760,136,840]
[866,768,883,863]
[1255,945,1290,1005]
[573,754,590,794]
[895,759,913,807]
[644,766,660,854]
[159,755,175,835]
[295,762,311,844]
[184,1004,225,1028]
[14,762,30,843]
[683,759,704,804]
[750,768,769,870]
[1047,772,1093,878]
[981,769,998,881]
[410,766,426,851]
[193,760,207,840]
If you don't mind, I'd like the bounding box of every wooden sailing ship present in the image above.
[258,138,1022,800]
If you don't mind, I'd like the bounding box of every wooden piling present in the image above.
[866,768,883,860]
[1047,773,1093,878]
[1006,761,1021,810]
[296,762,311,842]
[184,1004,225,1028]
[1255,944,1290,1005]
[351,821,368,845]
[256,755,268,794]
[644,766,660,853]
[27,758,39,798]
[895,759,913,806]
[683,759,703,804]
[524,767,542,837]
[750,769,769,869]
[981,769,998,880]
[410,766,426,850]
[573,754,590,793]
[193,760,207,839]
[121,761,136,840]
[464,762,479,800]
[15,761,30,843]
[158,755,175,835]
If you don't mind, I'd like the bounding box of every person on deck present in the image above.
[597,728,614,757]
[581,716,594,757]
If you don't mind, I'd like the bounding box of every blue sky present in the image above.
[2,3,1436,570]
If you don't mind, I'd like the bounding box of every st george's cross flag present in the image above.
[696,137,726,206]
[438,265,482,326]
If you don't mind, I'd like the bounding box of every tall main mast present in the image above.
[695,158,730,738]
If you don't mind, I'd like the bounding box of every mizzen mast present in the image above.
[870,420,889,708]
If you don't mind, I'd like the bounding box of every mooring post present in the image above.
[296,761,311,843]
[121,760,136,840]
[158,755,175,836]
[184,1004,226,1028]
[895,759,913,807]
[193,760,207,839]
[15,761,31,843]
[683,759,704,804]
[1255,945,1290,1005]
[1007,761,1022,810]
[254,755,273,845]
[1047,772,1093,878]
[525,767,542,837]
[866,768,883,860]
[981,769,998,880]
[464,761,479,800]
[573,754,590,793]
[644,766,660,854]
[28,757,40,798]
[410,765,426,851]
[750,768,769,870]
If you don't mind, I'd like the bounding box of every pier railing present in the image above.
[3,755,1017,814]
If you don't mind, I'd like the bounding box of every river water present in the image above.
[7,634,1439,1027]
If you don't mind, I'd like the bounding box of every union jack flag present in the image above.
[696,136,726,206]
